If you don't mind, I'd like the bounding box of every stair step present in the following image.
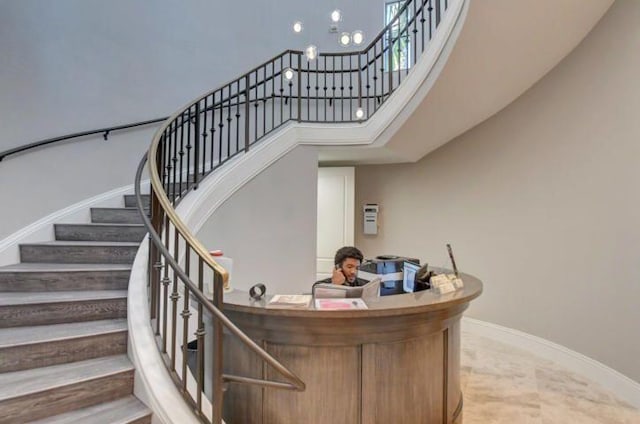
[91,208,146,224]
[124,194,150,208]
[0,290,127,328]
[30,395,152,424]
[0,263,132,292]
[20,241,139,264]
[0,355,134,423]
[0,319,127,372]
[55,223,147,242]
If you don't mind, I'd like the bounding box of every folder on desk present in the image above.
[313,277,381,299]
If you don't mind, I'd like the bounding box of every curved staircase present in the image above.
[0,195,151,423]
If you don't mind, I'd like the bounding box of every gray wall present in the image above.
[0,0,381,239]
[355,0,640,382]
[197,145,318,295]
[0,0,382,148]
[0,128,153,241]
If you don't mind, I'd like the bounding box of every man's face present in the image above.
[339,257,361,283]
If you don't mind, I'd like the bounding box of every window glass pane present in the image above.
[384,0,412,71]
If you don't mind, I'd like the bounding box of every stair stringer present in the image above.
[0,181,151,267]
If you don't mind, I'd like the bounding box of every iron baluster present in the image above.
[211,270,224,424]
[296,57,301,122]
[413,0,418,65]
[226,85,232,157]
[178,119,185,200]
[193,103,201,190]
[161,212,171,353]
[202,96,209,174]
[340,56,344,121]
[315,57,319,122]
[170,220,180,371]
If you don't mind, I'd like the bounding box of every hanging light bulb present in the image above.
[339,32,351,47]
[355,107,365,120]
[283,67,295,81]
[352,30,365,45]
[330,9,342,23]
[293,21,303,33]
[305,44,318,61]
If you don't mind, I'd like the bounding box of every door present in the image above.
[316,167,355,280]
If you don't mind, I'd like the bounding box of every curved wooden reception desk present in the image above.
[221,274,482,424]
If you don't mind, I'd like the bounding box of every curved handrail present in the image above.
[134,154,304,390]
[137,1,453,422]
[0,117,167,162]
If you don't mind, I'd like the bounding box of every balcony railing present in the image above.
[133,1,452,422]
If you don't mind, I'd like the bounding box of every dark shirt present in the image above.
[313,277,368,288]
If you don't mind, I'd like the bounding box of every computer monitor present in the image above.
[402,261,420,293]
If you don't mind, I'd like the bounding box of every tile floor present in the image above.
[461,331,640,424]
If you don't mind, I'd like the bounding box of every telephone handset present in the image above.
[416,264,431,282]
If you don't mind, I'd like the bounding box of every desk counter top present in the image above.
[222,272,482,318]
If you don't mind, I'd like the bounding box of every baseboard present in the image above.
[0,180,150,266]
[461,317,640,409]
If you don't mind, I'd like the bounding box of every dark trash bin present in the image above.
[184,339,198,377]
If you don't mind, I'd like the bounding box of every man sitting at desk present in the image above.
[316,246,368,287]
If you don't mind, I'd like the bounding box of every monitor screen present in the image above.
[403,261,420,293]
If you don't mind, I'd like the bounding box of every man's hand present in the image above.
[331,267,346,285]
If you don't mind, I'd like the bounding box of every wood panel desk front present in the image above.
[221,274,482,424]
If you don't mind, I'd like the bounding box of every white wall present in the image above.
[355,0,640,382]
[196,145,318,295]
[0,0,381,240]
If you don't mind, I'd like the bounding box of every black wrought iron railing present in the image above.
[134,0,454,423]
[0,118,166,162]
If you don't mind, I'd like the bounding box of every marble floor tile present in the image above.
[460,332,640,424]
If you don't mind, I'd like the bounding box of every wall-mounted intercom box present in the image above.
[363,204,379,235]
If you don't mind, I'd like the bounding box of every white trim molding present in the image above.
[0,181,149,266]
[462,317,640,409]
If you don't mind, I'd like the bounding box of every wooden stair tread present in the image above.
[0,355,133,400]
[29,395,151,424]
[56,223,144,228]
[0,290,127,306]
[91,207,144,210]
[21,241,140,247]
[0,263,132,272]
[0,319,127,347]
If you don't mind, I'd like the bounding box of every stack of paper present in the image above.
[266,294,312,309]
[314,298,368,310]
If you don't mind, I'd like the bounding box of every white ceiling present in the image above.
[319,0,614,165]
